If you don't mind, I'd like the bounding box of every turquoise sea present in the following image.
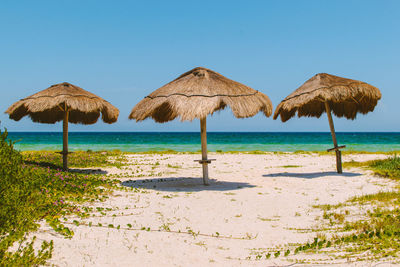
[6,132,400,152]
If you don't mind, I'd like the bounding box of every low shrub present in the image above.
[0,129,117,265]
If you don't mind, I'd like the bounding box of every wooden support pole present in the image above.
[325,102,342,173]
[62,104,69,171]
[200,117,209,185]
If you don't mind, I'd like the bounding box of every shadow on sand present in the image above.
[263,171,362,179]
[121,177,256,192]
[24,160,108,175]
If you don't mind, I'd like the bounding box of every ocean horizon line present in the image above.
[6,131,400,134]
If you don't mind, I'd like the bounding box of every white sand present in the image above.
[35,153,398,266]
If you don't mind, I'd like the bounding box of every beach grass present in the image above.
[344,155,400,180]
[287,156,400,262]
[21,150,127,169]
[252,156,400,262]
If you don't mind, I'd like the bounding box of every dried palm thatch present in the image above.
[129,67,272,122]
[274,73,381,173]
[273,73,381,122]
[129,67,273,185]
[6,82,119,170]
[6,82,119,124]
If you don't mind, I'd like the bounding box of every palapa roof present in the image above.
[6,82,119,124]
[273,73,381,122]
[129,67,273,123]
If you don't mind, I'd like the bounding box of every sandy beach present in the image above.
[34,152,397,266]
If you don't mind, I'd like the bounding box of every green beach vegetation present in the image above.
[253,155,400,263]
[0,129,118,265]
[344,155,400,180]
[22,150,127,169]
[306,156,400,261]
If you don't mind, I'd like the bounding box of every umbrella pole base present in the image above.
[194,159,216,185]
[62,160,68,171]
[327,146,345,174]
[202,163,210,186]
[335,150,342,174]
[61,150,69,171]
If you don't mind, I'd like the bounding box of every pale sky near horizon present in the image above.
[0,0,399,132]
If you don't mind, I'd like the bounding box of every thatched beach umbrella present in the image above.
[129,67,273,185]
[274,73,381,173]
[6,82,119,170]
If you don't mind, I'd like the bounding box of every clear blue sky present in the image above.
[0,0,399,132]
